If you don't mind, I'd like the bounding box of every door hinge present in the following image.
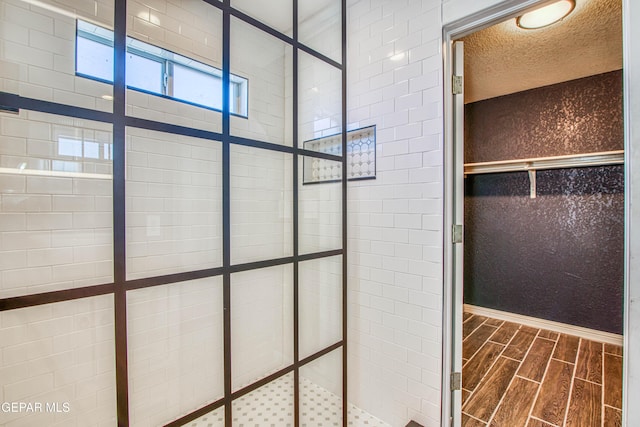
[452,224,463,244]
[451,372,462,391]
[452,75,463,95]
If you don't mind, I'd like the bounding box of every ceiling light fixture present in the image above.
[516,0,575,29]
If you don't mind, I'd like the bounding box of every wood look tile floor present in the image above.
[461,312,623,427]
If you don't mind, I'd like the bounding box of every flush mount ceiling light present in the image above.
[516,0,576,29]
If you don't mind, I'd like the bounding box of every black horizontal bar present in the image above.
[228,256,295,274]
[0,92,113,123]
[299,148,343,162]
[125,267,226,291]
[125,116,223,141]
[231,365,295,400]
[164,397,225,427]
[228,7,294,46]
[0,283,115,311]
[299,341,343,366]
[297,43,342,71]
[298,249,343,262]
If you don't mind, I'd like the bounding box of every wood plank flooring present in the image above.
[461,313,623,427]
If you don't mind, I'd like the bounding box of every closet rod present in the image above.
[464,150,624,175]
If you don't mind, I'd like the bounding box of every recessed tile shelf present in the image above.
[303,125,376,184]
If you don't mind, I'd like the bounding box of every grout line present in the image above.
[529,415,560,427]
[516,374,541,385]
[462,411,486,425]
[526,330,560,425]
[550,356,576,365]
[562,337,582,427]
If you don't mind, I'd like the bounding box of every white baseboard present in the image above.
[464,304,623,346]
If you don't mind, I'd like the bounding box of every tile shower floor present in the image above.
[185,375,391,427]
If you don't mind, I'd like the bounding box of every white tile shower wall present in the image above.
[127,278,224,426]
[230,146,293,265]
[230,18,291,146]
[347,0,443,426]
[0,110,114,298]
[299,177,342,255]
[299,256,342,359]
[0,0,114,111]
[231,265,294,391]
[0,295,116,426]
[299,0,343,64]
[298,50,343,144]
[125,127,223,280]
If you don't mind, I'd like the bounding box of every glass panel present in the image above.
[76,37,114,82]
[126,0,222,132]
[126,53,163,94]
[300,256,342,359]
[232,373,294,426]
[230,17,293,146]
[231,265,293,391]
[127,277,224,426]
[0,296,116,425]
[230,0,292,36]
[299,0,341,64]
[185,406,224,427]
[125,127,222,280]
[299,51,342,152]
[299,157,342,254]
[300,348,342,426]
[0,110,113,299]
[173,64,222,109]
[230,145,293,265]
[0,0,114,111]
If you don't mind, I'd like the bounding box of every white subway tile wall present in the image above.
[231,265,293,391]
[0,110,113,298]
[125,127,223,280]
[299,0,343,64]
[230,17,293,146]
[0,0,115,112]
[299,50,343,144]
[230,145,293,265]
[127,277,224,426]
[299,256,342,359]
[299,162,342,255]
[0,295,116,426]
[346,0,444,425]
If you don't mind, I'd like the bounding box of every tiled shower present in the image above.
[0,0,378,425]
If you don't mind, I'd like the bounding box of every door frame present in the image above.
[441,1,631,426]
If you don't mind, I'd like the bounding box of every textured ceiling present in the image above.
[460,0,622,104]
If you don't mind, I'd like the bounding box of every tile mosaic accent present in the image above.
[185,375,390,427]
[303,126,376,184]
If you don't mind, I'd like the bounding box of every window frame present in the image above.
[75,20,249,118]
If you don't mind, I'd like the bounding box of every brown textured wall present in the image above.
[464,71,624,334]
[464,70,623,163]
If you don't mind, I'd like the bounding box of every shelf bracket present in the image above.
[527,168,536,199]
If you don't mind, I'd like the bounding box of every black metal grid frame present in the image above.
[0,0,347,425]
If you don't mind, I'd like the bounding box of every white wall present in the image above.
[0,295,116,426]
[0,110,113,298]
[346,0,444,425]
[127,278,224,426]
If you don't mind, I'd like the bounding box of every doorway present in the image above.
[442,1,627,426]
